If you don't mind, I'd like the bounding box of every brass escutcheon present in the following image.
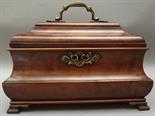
[61,51,101,68]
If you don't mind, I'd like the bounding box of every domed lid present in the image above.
[10,2,146,49]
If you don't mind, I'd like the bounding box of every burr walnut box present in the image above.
[2,2,153,113]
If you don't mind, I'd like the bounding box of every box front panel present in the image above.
[10,49,145,77]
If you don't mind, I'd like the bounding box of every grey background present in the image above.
[0,0,154,115]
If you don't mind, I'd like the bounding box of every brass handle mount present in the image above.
[55,2,100,22]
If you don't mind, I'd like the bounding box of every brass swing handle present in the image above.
[55,2,100,22]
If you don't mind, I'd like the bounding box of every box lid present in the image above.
[10,2,146,49]
[10,22,146,48]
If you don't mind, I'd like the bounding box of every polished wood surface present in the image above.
[2,21,153,113]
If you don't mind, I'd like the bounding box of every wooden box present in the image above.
[2,2,153,113]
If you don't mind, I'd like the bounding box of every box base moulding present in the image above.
[7,98,150,113]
